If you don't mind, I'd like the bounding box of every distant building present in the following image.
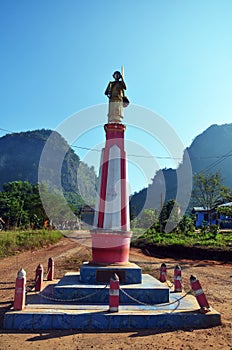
[192,202,232,228]
[192,207,216,228]
[217,202,232,228]
[80,205,95,227]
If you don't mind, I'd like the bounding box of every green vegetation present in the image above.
[131,208,158,229]
[192,171,231,213]
[133,225,232,250]
[130,124,232,214]
[216,204,232,217]
[0,129,83,193]
[0,229,63,258]
[132,199,232,250]
[0,129,97,224]
[131,200,181,233]
[0,181,47,229]
[0,180,87,230]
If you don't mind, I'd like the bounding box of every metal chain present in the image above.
[120,287,192,307]
[26,274,39,293]
[26,266,52,294]
[144,265,180,288]
[43,266,50,280]
[165,280,174,288]
[38,283,108,303]
[26,275,192,307]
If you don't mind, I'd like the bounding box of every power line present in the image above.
[1,125,232,163]
[200,149,232,173]
[71,145,232,161]
[72,145,182,159]
[0,127,13,133]
[72,145,102,153]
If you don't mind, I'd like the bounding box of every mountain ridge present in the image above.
[1,124,232,216]
[130,122,232,215]
[0,129,96,202]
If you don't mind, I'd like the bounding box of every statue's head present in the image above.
[113,71,121,80]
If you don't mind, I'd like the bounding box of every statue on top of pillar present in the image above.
[105,70,130,123]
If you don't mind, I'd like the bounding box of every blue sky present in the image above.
[1,0,232,192]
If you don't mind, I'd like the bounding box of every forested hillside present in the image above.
[0,129,97,205]
[184,123,232,185]
[130,123,232,215]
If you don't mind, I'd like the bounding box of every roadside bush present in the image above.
[209,224,220,238]
[133,226,231,250]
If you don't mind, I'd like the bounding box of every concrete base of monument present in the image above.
[4,279,221,330]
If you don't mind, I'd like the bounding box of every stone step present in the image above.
[53,273,169,304]
[4,296,221,330]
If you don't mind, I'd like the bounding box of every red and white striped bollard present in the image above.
[109,273,120,312]
[14,268,26,310]
[47,257,54,281]
[174,265,182,292]
[190,275,210,313]
[159,263,167,282]
[35,264,44,292]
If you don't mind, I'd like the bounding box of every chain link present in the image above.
[43,266,50,280]
[38,283,108,303]
[26,266,52,294]
[26,276,192,307]
[165,280,174,288]
[26,274,39,293]
[120,287,192,307]
[25,261,189,307]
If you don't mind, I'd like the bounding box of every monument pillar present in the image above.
[91,69,132,264]
[95,123,129,231]
[91,123,132,264]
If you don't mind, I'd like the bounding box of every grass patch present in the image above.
[0,229,63,258]
[133,229,232,250]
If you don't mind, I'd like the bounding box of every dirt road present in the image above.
[0,232,231,350]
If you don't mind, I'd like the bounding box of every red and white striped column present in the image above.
[91,123,132,264]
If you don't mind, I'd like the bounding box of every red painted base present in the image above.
[91,231,132,264]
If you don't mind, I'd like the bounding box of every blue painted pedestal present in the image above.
[53,272,169,304]
[80,262,142,284]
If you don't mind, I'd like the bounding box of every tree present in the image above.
[0,181,47,229]
[159,199,180,232]
[192,172,229,208]
[137,208,159,229]
[39,184,77,227]
[192,172,230,224]
[178,215,195,233]
[64,191,85,215]
[216,205,232,217]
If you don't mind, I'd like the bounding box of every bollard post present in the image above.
[174,265,182,292]
[190,275,210,313]
[47,257,54,281]
[14,268,26,310]
[159,263,167,282]
[35,264,44,292]
[109,273,120,312]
